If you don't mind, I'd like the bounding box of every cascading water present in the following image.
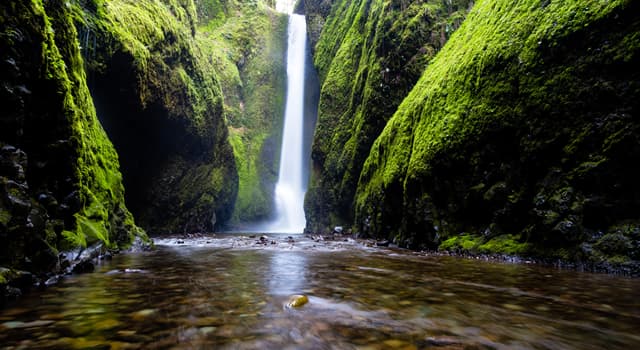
[267,13,308,233]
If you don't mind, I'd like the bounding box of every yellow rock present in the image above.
[286,294,309,308]
[383,339,417,350]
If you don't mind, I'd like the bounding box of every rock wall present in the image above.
[199,1,288,226]
[302,0,472,231]
[354,0,640,270]
[78,0,238,233]
[0,0,147,280]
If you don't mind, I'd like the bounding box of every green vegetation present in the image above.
[0,0,148,275]
[304,0,472,232]
[72,0,238,233]
[440,234,531,256]
[354,0,640,267]
[197,1,287,224]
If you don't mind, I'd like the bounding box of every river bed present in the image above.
[1,233,639,349]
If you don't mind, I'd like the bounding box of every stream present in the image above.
[1,233,639,349]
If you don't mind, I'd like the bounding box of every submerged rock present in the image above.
[286,294,309,308]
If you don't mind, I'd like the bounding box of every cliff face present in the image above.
[79,0,238,233]
[354,0,640,269]
[306,0,640,270]
[302,0,472,231]
[198,1,288,226]
[0,0,147,276]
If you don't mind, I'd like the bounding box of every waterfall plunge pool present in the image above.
[1,233,639,349]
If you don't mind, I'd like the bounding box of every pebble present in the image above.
[286,295,309,308]
[2,320,54,329]
[383,339,417,350]
[131,309,157,320]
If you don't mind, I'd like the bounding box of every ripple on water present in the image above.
[0,235,639,349]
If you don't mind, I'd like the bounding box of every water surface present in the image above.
[1,234,639,349]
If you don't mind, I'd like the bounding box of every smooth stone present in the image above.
[131,309,157,320]
[286,294,309,308]
[383,339,417,349]
[199,326,217,334]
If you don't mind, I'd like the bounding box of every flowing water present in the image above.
[1,234,639,349]
[267,14,308,234]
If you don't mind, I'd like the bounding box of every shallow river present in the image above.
[1,234,639,349]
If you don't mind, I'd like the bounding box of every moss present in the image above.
[196,1,287,224]
[305,0,473,232]
[355,0,640,262]
[43,0,147,249]
[73,0,238,233]
[439,234,482,252]
[439,233,530,255]
[0,0,148,274]
[478,235,531,256]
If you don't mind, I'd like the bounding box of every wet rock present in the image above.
[376,240,390,247]
[131,309,157,320]
[286,294,309,308]
[0,146,27,181]
[383,339,417,349]
[333,226,343,234]
[44,276,60,286]
[424,336,463,347]
[3,180,31,215]
[59,254,71,271]
[61,191,81,214]
[594,233,632,255]
[37,192,58,214]
[72,260,94,274]
[15,270,33,287]
[5,286,21,298]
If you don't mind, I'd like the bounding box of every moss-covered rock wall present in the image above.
[355,0,640,270]
[302,0,472,232]
[77,0,238,234]
[198,1,288,226]
[0,0,147,276]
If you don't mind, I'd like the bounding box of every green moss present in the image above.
[439,234,482,252]
[0,208,10,227]
[69,0,240,233]
[439,234,530,255]
[355,0,640,261]
[42,0,147,249]
[196,2,287,224]
[306,0,473,232]
[478,235,531,256]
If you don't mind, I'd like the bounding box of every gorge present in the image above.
[1,0,640,348]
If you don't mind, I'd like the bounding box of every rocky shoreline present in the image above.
[0,237,151,307]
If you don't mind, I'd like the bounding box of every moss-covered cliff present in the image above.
[198,1,287,225]
[303,0,472,231]
[1,0,147,277]
[355,0,640,270]
[76,0,238,233]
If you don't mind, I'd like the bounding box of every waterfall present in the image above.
[267,14,308,233]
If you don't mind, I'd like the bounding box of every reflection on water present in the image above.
[1,234,639,349]
[268,252,308,296]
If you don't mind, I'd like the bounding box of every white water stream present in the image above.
[266,13,308,233]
